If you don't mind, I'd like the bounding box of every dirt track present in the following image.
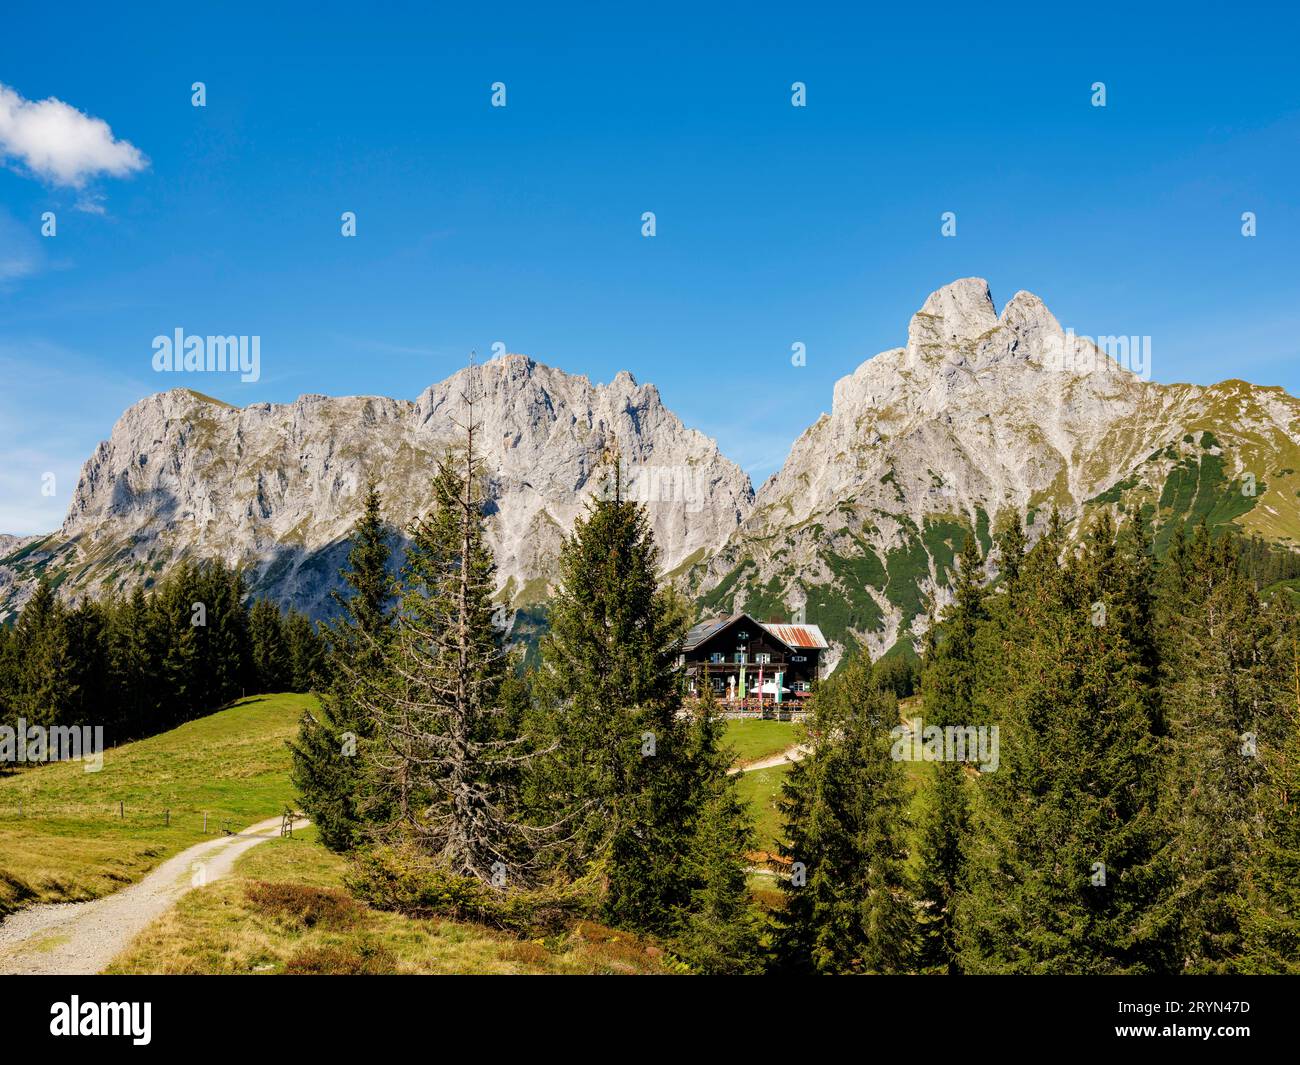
[0,815,304,975]
[728,744,810,775]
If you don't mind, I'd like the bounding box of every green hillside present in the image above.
[0,693,311,918]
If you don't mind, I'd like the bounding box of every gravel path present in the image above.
[0,815,305,975]
[728,744,810,775]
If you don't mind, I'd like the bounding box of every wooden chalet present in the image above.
[679,613,828,708]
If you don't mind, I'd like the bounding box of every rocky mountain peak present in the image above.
[4,355,752,619]
[998,288,1054,330]
[905,277,998,356]
[894,279,1137,387]
[693,277,1300,666]
[7,279,1299,674]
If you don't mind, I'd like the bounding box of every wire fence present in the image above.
[715,708,811,721]
[0,801,256,834]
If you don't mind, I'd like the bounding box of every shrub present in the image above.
[345,843,597,936]
[284,942,396,975]
[243,881,361,930]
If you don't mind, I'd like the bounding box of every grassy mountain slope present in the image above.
[0,693,309,918]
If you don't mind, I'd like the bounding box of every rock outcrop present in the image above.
[689,279,1300,665]
[5,281,1299,668]
[0,355,753,618]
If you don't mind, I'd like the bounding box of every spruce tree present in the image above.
[1239,602,1300,972]
[358,385,549,882]
[336,479,395,668]
[201,563,252,705]
[915,757,969,973]
[16,579,77,727]
[153,562,202,727]
[106,586,163,740]
[915,532,985,973]
[0,624,16,742]
[770,653,915,974]
[534,455,696,933]
[63,601,110,727]
[285,610,328,691]
[974,511,1028,724]
[1157,524,1282,971]
[957,514,1174,973]
[994,509,1028,587]
[671,681,764,973]
[291,479,394,850]
[249,598,291,692]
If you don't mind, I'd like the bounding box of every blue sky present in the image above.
[1,1,1298,534]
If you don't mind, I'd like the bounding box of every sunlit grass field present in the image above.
[107,826,673,975]
[722,718,801,766]
[0,693,311,918]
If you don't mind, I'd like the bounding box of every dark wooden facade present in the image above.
[679,613,827,703]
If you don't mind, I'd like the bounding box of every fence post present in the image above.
[203,811,208,833]
[165,808,170,827]
[119,801,124,819]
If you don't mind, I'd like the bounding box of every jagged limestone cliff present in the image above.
[687,279,1300,665]
[4,281,1298,665]
[0,355,753,620]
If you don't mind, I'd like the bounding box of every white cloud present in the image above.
[74,191,107,214]
[0,82,147,188]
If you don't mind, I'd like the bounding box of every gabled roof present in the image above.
[683,615,738,652]
[682,612,828,653]
[760,622,829,651]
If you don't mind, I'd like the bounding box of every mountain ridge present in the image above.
[687,279,1300,665]
[0,353,754,622]
[4,280,1299,667]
